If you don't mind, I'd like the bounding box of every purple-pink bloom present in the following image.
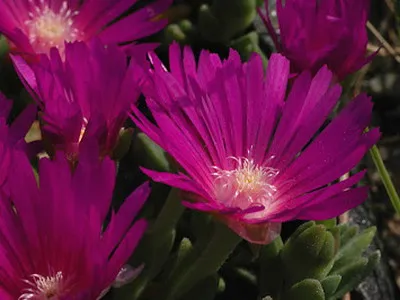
[259,0,373,80]
[0,93,36,188]
[0,0,172,56]
[0,142,149,300]
[12,39,145,160]
[131,44,380,244]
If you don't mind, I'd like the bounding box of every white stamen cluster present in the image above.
[24,0,81,52]
[19,271,66,300]
[212,156,279,209]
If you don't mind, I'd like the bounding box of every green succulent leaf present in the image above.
[290,221,316,240]
[337,224,359,246]
[331,226,376,273]
[283,278,325,300]
[0,35,9,58]
[281,224,335,284]
[198,0,257,43]
[331,251,380,299]
[230,31,268,66]
[180,275,219,300]
[316,218,337,229]
[112,128,133,160]
[133,132,171,172]
[320,275,341,297]
[115,229,176,299]
[169,238,193,277]
[165,24,187,44]
[256,0,264,7]
[259,236,284,298]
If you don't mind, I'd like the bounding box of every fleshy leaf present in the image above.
[283,279,325,300]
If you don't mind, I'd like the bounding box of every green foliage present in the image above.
[281,223,335,284]
[331,226,376,272]
[180,276,219,300]
[259,222,379,300]
[0,36,9,58]
[133,132,171,172]
[112,128,134,160]
[283,279,325,300]
[165,20,197,45]
[198,0,258,43]
[259,237,284,297]
[230,32,268,67]
[320,275,341,298]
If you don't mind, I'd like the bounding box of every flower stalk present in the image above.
[369,143,400,215]
[166,222,242,300]
[152,188,185,236]
[128,188,185,299]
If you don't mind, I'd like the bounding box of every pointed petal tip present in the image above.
[268,53,290,74]
[314,64,334,81]
[134,181,152,203]
[364,127,381,147]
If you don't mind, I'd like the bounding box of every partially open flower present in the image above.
[131,44,380,244]
[0,142,149,300]
[0,0,172,56]
[259,0,373,80]
[12,39,145,161]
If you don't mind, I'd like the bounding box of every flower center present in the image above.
[24,0,81,53]
[19,272,68,300]
[212,157,278,209]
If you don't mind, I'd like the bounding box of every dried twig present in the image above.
[367,21,400,63]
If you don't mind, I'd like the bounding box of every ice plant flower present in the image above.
[131,44,380,244]
[0,93,36,188]
[0,0,172,56]
[0,142,149,300]
[259,0,373,80]
[12,39,145,160]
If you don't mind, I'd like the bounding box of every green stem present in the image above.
[370,144,400,215]
[166,222,242,300]
[259,236,284,299]
[127,188,185,299]
[152,188,185,236]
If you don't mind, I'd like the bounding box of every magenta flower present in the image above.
[12,39,145,160]
[0,0,172,56]
[0,142,149,300]
[259,0,373,80]
[0,93,36,188]
[131,44,380,244]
